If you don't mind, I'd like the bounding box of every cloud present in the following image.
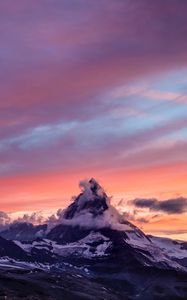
[150,229,187,236]
[0,211,47,232]
[131,197,187,214]
[136,217,149,224]
[14,212,45,225]
[0,211,11,230]
[1,0,187,133]
[121,209,150,224]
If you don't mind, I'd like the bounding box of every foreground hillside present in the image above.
[0,265,187,300]
[0,266,122,300]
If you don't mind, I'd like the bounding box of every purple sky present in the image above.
[0,0,187,239]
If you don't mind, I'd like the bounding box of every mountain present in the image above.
[0,222,47,241]
[44,178,187,272]
[0,236,29,260]
[0,178,187,299]
[1,178,187,271]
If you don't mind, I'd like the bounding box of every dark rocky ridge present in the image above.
[0,223,47,241]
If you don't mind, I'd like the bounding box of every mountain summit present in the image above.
[63,178,109,220]
[47,178,149,247]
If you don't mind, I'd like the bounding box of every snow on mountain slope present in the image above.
[15,232,112,259]
[149,236,187,259]
[125,232,187,271]
[0,257,46,270]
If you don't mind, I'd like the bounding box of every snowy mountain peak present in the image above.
[88,178,105,194]
[80,178,107,198]
[63,179,109,220]
[54,179,147,239]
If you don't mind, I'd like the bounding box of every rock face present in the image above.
[0,236,28,260]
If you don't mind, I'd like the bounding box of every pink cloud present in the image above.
[0,0,187,217]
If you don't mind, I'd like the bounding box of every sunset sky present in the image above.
[0,0,187,240]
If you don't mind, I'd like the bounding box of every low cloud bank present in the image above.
[0,180,187,235]
[14,212,46,225]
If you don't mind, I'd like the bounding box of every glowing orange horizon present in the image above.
[0,161,186,211]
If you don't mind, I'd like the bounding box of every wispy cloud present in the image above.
[131,197,187,214]
[0,0,187,235]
